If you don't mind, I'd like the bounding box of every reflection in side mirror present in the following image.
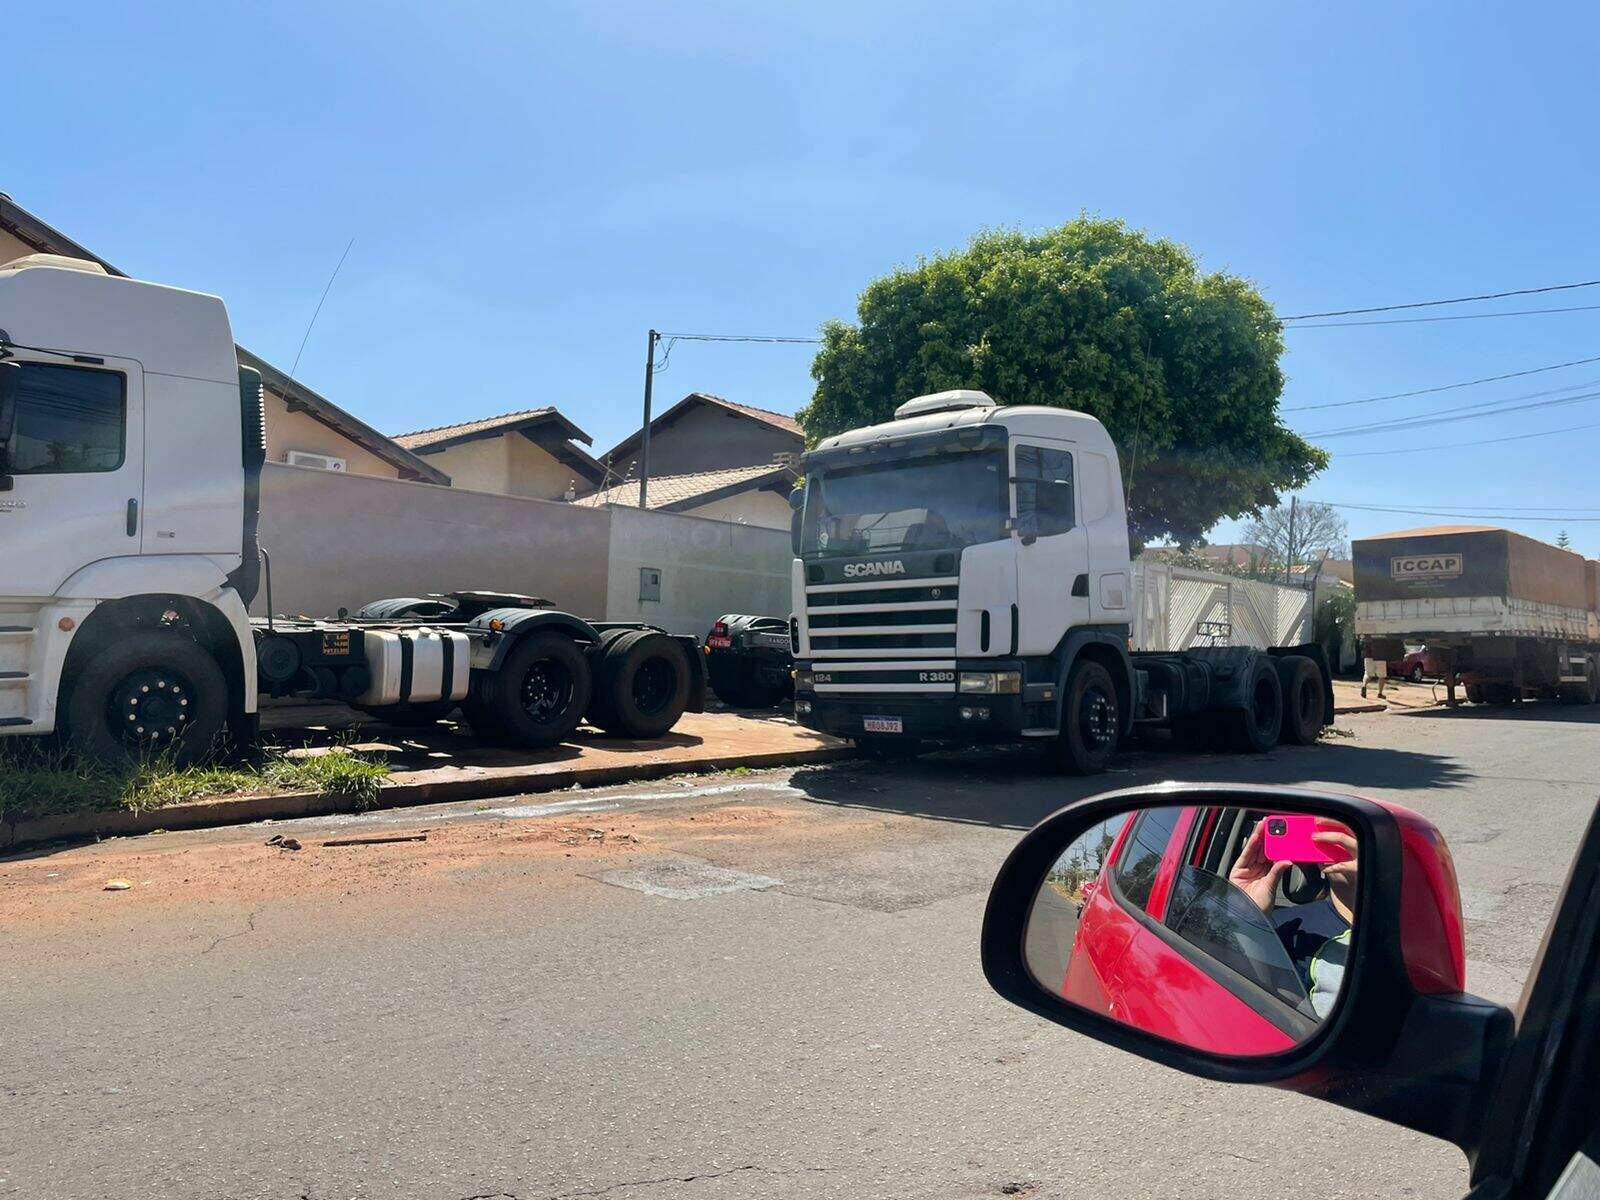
[1021,802,1359,1057]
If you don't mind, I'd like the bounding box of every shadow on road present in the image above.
[789,737,1474,831]
[1393,703,1600,724]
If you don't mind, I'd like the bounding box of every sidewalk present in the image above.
[0,709,850,852]
[1332,679,1442,715]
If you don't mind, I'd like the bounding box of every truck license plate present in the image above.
[863,716,903,734]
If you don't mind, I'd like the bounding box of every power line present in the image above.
[1335,419,1600,458]
[1283,353,1600,413]
[1281,278,1600,321]
[656,332,823,344]
[1307,377,1600,436]
[1285,302,1600,330]
[1314,500,1600,523]
[1306,386,1600,439]
[1321,498,1600,512]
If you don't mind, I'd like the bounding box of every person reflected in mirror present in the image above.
[1228,820,1357,1018]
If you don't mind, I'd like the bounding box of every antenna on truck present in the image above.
[289,237,355,380]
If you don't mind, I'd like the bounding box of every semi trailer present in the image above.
[786,390,1334,773]
[1353,526,1600,706]
[0,254,704,764]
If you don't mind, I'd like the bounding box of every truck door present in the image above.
[0,356,145,598]
[1012,440,1090,655]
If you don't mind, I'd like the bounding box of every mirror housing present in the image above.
[982,783,1511,1162]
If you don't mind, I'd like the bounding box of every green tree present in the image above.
[800,219,1327,547]
[1557,530,1572,549]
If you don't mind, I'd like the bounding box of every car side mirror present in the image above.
[982,783,1512,1159]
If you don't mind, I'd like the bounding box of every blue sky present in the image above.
[9,1,1599,554]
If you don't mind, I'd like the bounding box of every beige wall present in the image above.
[415,433,577,500]
[258,463,610,618]
[605,506,792,634]
[682,487,793,530]
[0,228,36,264]
[264,390,402,479]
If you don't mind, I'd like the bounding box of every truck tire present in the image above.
[588,631,691,739]
[1052,660,1120,775]
[1465,684,1484,704]
[713,660,789,710]
[64,631,229,767]
[1228,657,1283,753]
[1480,683,1515,706]
[481,631,593,748]
[1274,655,1325,746]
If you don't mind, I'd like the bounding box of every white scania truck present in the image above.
[0,255,704,763]
[787,390,1334,772]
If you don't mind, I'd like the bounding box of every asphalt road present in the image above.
[2,701,1596,1200]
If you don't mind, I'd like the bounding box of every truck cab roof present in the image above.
[811,393,1118,459]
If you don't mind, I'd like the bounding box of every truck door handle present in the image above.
[1072,573,1089,597]
[126,498,138,537]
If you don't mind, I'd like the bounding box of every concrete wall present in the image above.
[265,391,402,479]
[604,506,792,634]
[256,465,794,631]
[257,463,609,618]
[682,487,794,531]
[640,404,801,476]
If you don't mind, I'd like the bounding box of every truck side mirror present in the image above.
[789,486,805,557]
[787,487,805,512]
[0,360,18,449]
[0,360,18,479]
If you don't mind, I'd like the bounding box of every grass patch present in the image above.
[0,739,388,822]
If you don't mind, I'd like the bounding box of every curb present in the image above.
[1333,703,1388,715]
[0,744,853,854]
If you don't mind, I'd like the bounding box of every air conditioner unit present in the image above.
[286,450,347,473]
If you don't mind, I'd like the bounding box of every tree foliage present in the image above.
[800,219,1327,547]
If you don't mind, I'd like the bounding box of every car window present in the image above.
[1112,805,1185,912]
[1163,863,1312,1012]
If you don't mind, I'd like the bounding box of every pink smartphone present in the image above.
[1263,815,1352,864]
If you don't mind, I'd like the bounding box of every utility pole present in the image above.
[638,329,659,509]
[1284,495,1298,586]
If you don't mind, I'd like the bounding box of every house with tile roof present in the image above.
[601,392,804,483]
[0,193,448,484]
[573,461,798,529]
[393,408,606,500]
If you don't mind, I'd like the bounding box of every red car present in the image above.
[1389,647,1435,683]
[1049,805,1347,1055]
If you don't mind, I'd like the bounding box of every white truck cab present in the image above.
[0,255,260,750]
[789,390,1333,772]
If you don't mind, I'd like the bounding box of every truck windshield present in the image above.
[802,449,1006,557]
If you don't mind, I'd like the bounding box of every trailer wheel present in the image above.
[1228,658,1283,753]
[1273,655,1325,746]
[1053,660,1120,775]
[588,631,691,739]
[1480,683,1516,706]
[483,631,593,748]
[64,631,229,766]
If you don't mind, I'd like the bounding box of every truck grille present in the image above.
[804,576,959,693]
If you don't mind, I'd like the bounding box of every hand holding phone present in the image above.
[1262,815,1353,864]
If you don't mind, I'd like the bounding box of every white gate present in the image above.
[1131,563,1314,652]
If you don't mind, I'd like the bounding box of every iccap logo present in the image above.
[843,560,907,578]
[1390,553,1463,581]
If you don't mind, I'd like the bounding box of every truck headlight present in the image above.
[958,670,1021,695]
[793,669,815,691]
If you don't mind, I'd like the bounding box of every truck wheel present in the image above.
[484,631,593,748]
[64,632,229,766]
[1228,658,1283,753]
[589,631,691,739]
[1481,684,1515,706]
[1053,660,1120,775]
[1464,684,1484,704]
[1274,655,1325,746]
